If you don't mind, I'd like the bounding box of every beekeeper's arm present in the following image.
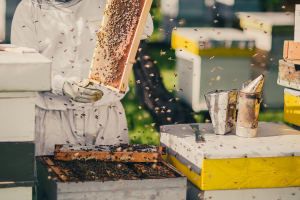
[85,13,154,104]
[11,2,103,103]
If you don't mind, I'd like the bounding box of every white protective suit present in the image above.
[11,0,153,156]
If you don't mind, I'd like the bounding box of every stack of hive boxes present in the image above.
[160,122,300,200]
[278,4,300,129]
[0,50,51,199]
[171,27,254,112]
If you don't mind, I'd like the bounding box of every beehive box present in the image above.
[0,50,51,91]
[160,122,300,194]
[0,50,51,200]
[89,0,152,93]
[36,156,187,200]
[278,59,300,90]
[187,180,300,200]
[172,28,254,112]
[284,88,300,127]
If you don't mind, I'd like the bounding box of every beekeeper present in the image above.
[11,0,153,156]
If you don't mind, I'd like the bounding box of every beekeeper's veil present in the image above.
[29,0,82,9]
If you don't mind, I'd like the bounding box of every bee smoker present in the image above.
[205,89,238,135]
[236,74,265,138]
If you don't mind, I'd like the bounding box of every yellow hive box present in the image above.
[171,28,255,57]
[160,122,300,190]
[284,88,300,126]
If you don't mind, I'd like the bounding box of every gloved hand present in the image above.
[63,77,103,103]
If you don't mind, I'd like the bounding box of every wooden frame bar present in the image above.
[54,144,166,162]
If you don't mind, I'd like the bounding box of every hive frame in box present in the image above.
[36,156,187,200]
[54,144,166,162]
[89,0,153,93]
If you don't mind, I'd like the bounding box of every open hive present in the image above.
[89,0,153,93]
[36,144,186,200]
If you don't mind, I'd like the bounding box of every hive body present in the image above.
[90,0,153,93]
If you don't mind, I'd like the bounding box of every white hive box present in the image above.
[0,51,51,141]
[238,12,294,108]
[295,5,300,43]
[0,187,32,200]
[172,28,254,112]
[0,51,51,198]
[187,181,300,200]
[0,50,51,91]
[160,122,300,199]
[0,92,36,142]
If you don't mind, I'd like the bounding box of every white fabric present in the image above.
[11,0,154,111]
[35,102,129,156]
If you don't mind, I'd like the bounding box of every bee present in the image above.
[247,15,250,18]
[210,56,214,59]
[160,51,166,56]
[214,20,218,23]
[205,119,210,123]
[59,41,62,44]
[216,76,221,81]
[170,19,173,21]
[281,5,286,9]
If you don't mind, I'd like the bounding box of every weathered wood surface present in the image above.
[283,40,300,60]
[278,59,300,90]
[132,42,196,129]
[90,0,153,93]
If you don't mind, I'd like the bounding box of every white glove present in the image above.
[63,77,103,103]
